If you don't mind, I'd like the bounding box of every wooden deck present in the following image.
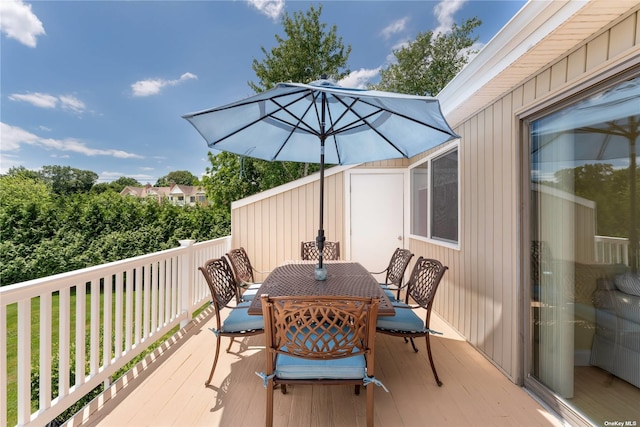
[68,306,564,427]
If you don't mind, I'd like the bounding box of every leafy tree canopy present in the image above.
[204,5,348,207]
[3,166,41,181]
[155,170,200,186]
[249,4,351,92]
[373,17,481,96]
[39,165,98,195]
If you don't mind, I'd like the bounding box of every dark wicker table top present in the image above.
[247,262,395,316]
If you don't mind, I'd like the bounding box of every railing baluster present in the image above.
[76,283,86,387]
[59,288,70,398]
[17,299,31,425]
[40,292,52,412]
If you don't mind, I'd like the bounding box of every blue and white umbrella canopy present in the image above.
[183,79,459,272]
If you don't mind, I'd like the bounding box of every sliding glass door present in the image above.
[528,76,640,424]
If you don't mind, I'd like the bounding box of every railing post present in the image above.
[179,240,196,328]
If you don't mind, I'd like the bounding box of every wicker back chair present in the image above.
[372,248,414,302]
[376,256,448,386]
[300,240,341,261]
[259,295,382,427]
[198,257,264,386]
[226,247,268,301]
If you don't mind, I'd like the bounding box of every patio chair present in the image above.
[371,248,414,303]
[300,240,341,261]
[376,256,448,386]
[198,257,264,386]
[226,247,269,301]
[258,295,385,427]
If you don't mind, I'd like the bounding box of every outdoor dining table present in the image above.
[247,261,396,316]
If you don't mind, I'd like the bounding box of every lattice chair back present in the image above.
[385,248,414,288]
[265,296,377,360]
[300,241,341,261]
[406,257,447,308]
[259,295,383,427]
[227,247,255,284]
[199,257,239,309]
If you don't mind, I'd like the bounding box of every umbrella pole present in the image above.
[314,92,327,280]
[316,92,327,270]
[317,138,325,269]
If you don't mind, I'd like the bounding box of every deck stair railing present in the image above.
[0,236,231,427]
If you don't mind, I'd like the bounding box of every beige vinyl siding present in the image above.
[232,171,344,280]
[410,7,640,382]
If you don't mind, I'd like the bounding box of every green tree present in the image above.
[373,17,481,96]
[204,4,350,208]
[109,176,142,192]
[39,165,98,195]
[249,4,351,92]
[155,171,199,186]
[3,166,42,181]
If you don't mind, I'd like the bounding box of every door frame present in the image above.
[343,168,409,261]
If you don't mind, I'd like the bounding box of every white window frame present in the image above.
[409,142,460,250]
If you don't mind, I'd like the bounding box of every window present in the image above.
[410,146,459,244]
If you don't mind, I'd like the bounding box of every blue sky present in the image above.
[1,0,525,184]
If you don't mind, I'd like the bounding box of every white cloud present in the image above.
[338,68,381,89]
[381,17,409,40]
[0,122,143,159]
[58,95,87,114]
[8,92,57,108]
[131,72,198,97]
[0,0,45,47]
[433,0,466,36]
[8,92,88,114]
[246,0,284,21]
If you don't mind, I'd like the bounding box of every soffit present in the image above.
[439,0,638,128]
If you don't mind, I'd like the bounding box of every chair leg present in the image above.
[354,384,360,395]
[365,382,374,427]
[206,335,222,386]
[226,337,235,352]
[425,335,443,387]
[409,337,419,352]
[266,377,274,427]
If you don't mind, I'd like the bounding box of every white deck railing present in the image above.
[0,236,231,427]
[594,235,636,266]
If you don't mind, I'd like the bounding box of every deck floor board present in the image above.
[71,307,564,427]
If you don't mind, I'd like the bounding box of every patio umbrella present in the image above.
[531,76,639,271]
[183,78,459,278]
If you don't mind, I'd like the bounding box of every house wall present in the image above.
[231,159,404,279]
[230,4,640,386]
[418,7,640,382]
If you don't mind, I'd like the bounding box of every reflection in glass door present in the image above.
[529,76,640,424]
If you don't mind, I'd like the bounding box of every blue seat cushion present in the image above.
[246,282,262,290]
[221,301,263,332]
[383,288,397,299]
[376,306,426,332]
[276,353,366,380]
[275,326,366,380]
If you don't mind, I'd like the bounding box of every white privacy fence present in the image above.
[0,236,231,427]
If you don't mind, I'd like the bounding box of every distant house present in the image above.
[120,183,207,206]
